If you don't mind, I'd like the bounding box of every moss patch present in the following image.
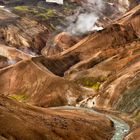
[12,2,76,31]
[46,9,56,16]
[75,76,106,91]
[36,9,55,18]
[14,6,29,11]
[91,82,101,90]
[9,94,28,102]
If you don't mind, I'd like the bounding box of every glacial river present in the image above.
[50,106,130,140]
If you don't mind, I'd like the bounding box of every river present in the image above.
[49,106,130,140]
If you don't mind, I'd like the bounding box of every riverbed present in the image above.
[49,106,130,140]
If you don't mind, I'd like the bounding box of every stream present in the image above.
[50,106,130,140]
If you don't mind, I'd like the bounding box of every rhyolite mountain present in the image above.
[0,0,139,55]
[0,0,139,140]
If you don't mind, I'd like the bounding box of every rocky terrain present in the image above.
[0,0,139,140]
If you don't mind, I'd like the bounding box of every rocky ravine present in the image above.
[0,1,139,140]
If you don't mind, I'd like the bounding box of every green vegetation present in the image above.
[14,6,29,11]
[91,82,101,90]
[14,6,55,17]
[15,5,55,16]
[82,80,101,91]
[36,13,48,19]
[14,5,58,29]
[12,3,74,31]
[36,9,56,19]
[9,94,28,102]
[75,76,107,91]
[46,9,56,16]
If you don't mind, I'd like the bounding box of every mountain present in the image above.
[0,1,139,140]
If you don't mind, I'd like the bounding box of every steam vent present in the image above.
[0,0,139,140]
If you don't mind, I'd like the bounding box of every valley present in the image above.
[0,0,139,140]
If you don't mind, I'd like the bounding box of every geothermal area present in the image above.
[0,0,139,140]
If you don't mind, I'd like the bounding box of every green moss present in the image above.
[75,77,103,91]
[46,9,55,16]
[74,76,107,91]
[13,5,68,31]
[82,80,101,91]
[9,94,28,102]
[14,6,29,11]
[30,8,39,14]
[35,9,56,20]
[36,13,49,19]
[91,82,101,90]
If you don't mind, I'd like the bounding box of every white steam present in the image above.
[118,0,130,8]
[66,0,104,35]
[118,0,130,12]
[65,0,131,35]
[69,13,98,34]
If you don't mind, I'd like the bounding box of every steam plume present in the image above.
[65,0,104,35]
